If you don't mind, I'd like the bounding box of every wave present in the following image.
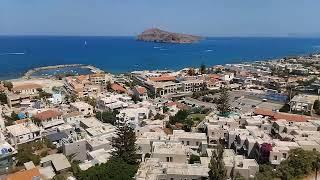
[204,49,213,52]
[160,48,168,51]
[153,46,162,49]
[0,52,25,55]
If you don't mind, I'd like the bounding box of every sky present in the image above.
[1,0,320,37]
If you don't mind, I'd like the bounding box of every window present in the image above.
[166,157,173,162]
[264,127,268,130]
[283,153,287,158]
[196,141,199,146]
[187,141,190,145]
[182,141,184,144]
[274,156,278,160]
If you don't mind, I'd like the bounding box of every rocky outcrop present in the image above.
[137,28,202,44]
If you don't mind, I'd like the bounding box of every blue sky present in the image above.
[1,0,320,36]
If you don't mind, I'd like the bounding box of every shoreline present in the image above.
[22,64,104,79]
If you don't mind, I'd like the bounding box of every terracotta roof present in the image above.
[89,73,105,78]
[208,74,221,79]
[7,168,41,180]
[254,108,276,117]
[15,118,30,124]
[166,102,177,107]
[273,113,308,122]
[136,87,146,94]
[34,109,62,121]
[12,83,42,92]
[76,75,88,82]
[254,108,308,122]
[111,83,127,93]
[149,76,176,82]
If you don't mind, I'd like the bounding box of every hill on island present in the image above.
[137,28,202,44]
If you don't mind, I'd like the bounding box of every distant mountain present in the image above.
[137,28,202,44]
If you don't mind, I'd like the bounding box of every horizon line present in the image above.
[1,34,320,38]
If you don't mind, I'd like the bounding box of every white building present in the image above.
[223,149,259,180]
[6,121,42,147]
[136,158,209,180]
[70,101,94,116]
[117,107,149,128]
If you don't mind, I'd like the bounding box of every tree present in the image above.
[16,143,40,166]
[111,125,138,164]
[255,148,320,180]
[77,157,138,180]
[0,92,7,104]
[209,145,226,180]
[217,88,231,117]
[3,81,13,91]
[187,68,196,76]
[96,110,118,125]
[81,96,96,108]
[200,63,207,74]
[189,154,200,164]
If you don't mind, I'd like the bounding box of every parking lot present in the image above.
[194,90,285,114]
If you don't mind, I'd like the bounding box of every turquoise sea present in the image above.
[1,36,320,79]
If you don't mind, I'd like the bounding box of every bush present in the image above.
[189,154,200,164]
[77,157,138,180]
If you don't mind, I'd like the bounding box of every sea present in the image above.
[1,36,320,80]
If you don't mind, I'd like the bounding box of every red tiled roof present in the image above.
[273,113,308,122]
[208,74,221,79]
[34,109,62,121]
[111,83,127,93]
[254,108,308,122]
[149,76,176,82]
[254,108,276,117]
[15,118,30,124]
[166,102,177,107]
[136,87,146,94]
[7,168,41,180]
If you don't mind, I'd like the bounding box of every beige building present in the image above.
[70,101,94,116]
[170,130,206,150]
[12,83,42,95]
[151,142,189,164]
[136,158,209,180]
[89,73,112,85]
[6,121,42,147]
[223,149,259,180]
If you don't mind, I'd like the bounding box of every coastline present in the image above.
[22,64,104,79]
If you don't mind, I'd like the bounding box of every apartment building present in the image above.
[11,83,42,95]
[89,73,112,85]
[223,149,259,180]
[70,101,94,116]
[136,158,209,180]
[6,121,42,147]
[151,141,189,164]
[170,130,206,150]
[34,109,64,130]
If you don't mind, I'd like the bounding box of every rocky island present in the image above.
[137,28,202,44]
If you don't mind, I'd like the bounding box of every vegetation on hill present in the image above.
[137,28,202,44]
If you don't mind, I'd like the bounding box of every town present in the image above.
[1,54,320,180]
